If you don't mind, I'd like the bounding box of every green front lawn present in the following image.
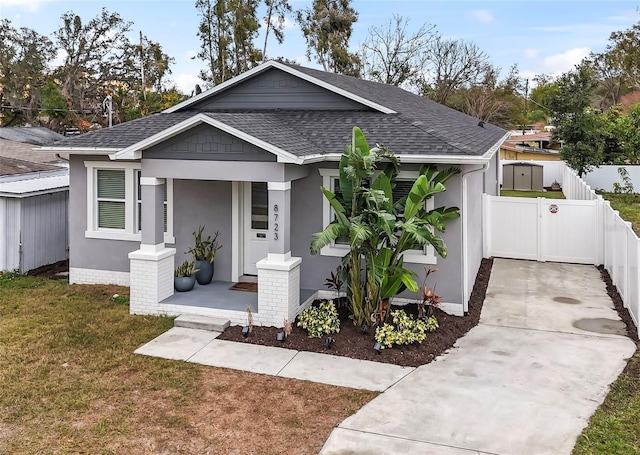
[500,189,566,199]
[573,348,640,454]
[0,272,375,454]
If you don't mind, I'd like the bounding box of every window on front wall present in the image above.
[319,168,436,263]
[97,169,126,229]
[85,161,174,242]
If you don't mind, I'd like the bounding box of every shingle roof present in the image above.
[0,155,62,176]
[46,61,507,160]
[0,127,64,145]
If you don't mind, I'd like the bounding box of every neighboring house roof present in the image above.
[41,61,508,163]
[0,173,69,198]
[506,132,552,143]
[0,138,68,165]
[0,156,62,176]
[500,142,559,156]
[0,126,64,145]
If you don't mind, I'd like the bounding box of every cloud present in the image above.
[541,47,591,74]
[2,0,54,12]
[468,9,494,24]
[172,73,205,96]
[524,48,539,59]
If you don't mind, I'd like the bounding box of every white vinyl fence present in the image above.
[563,166,640,334]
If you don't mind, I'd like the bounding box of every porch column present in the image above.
[128,177,176,315]
[256,181,302,327]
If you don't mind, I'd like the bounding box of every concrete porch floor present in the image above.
[159,280,316,314]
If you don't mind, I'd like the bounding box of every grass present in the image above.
[598,192,640,236]
[500,189,566,199]
[0,273,376,454]
[573,348,640,455]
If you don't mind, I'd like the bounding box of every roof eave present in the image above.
[35,146,119,155]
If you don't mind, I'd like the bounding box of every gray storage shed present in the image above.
[502,162,544,191]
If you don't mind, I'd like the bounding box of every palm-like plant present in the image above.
[311,127,460,326]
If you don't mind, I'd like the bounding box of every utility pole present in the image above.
[522,78,529,135]
[140,31,146,101]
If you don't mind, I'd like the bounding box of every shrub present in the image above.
[297,300,340,338]
[374,309,438,349]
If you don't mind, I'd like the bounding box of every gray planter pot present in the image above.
[195,260,214,285]
[174,275,196,292]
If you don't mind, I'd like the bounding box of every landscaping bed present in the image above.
[219,258,493,368]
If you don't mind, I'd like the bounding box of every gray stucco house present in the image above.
[39,60,507,326]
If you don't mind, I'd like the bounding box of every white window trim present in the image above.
[85,161,174,243]
[319,168,436,264]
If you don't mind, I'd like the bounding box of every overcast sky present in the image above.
[2,0,638,94]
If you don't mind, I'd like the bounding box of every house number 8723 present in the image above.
[273,204,279,240]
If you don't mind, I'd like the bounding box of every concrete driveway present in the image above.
[320,259,637,455]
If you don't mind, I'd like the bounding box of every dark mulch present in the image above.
[598,265,639,344]
[219,258,493,367]
[26,260,69,280]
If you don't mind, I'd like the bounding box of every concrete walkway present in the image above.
[135,327,414,392]
[319,259,637,455]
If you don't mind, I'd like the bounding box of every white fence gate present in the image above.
[483,195,603,265]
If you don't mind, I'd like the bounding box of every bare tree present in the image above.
[262,0,291,59]
[420,37,491,105]
[360,15,436,89]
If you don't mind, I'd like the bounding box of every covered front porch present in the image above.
[125,156,315,327]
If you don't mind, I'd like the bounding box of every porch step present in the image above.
[174,314,230,332]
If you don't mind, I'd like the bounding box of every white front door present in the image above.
[243,182,269,275]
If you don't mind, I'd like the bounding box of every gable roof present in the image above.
[41,61,508,164]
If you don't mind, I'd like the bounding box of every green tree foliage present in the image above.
[550,63,605,177]
[195,0,262,86]
[0,19,55,126]
[447,64,524,129]
[53,9,133,112]
[359,15,436,88]
[310,127,459,326]
[296,0,361,76]
[612,103,640,164]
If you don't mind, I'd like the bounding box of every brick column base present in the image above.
[256,254,302,327]
[128,245,175,315]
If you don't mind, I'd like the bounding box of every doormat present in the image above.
[229,282,258,292]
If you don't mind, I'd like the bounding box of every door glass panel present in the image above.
[251,182,268,230]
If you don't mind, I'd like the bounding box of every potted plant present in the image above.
[187,226,222,285]
[174,260,199,292]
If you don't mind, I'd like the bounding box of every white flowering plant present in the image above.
[297,300,340,338]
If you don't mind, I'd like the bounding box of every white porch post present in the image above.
[129,177,175,315]
[256,181,302,326]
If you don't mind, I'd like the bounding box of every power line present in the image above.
[0,105,101,113]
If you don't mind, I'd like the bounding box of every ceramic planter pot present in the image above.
[195,260,214,285]
[174,275,196,292]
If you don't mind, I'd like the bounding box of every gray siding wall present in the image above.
[145,123,276,161]
[192,68,368,111]
[289,163,464,306]
[172,179,233,281]
[69,155,140,272]
[20,191,69,272]
[0,197,21,271]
